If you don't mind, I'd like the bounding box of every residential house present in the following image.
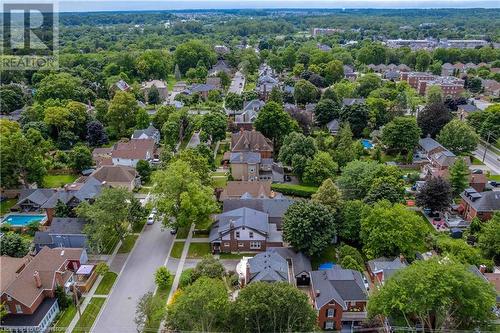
[234,100,265,130]
[310,267,369,331]
[140,80,168,103]
[222,192,294,229]
[229,130,274,181]
[367,256,407,285]
[206,77,222,90]
[342,98,365,107]
[457,104,479,121]
[418,137,446,158]
[219,181,272,201]
[343,65,357,81]
[459,188,500,221]
[424,77,465,98]
[214,45,230,55]
[483,79,500,97]
[114,79,131,92]
[256,74,279,100]
[441,63,455,76]
[208,59,231,76]
[208,207,283,253]
[34,218,88,252]
[191,83,217,101]
[317,43,332,52]
[131,125,161,144]
[237,247,311,286]
[89,165,140,191]
[111,139,156,167]
[326,119,340,135]
[14,177,102,224]
[0,247,87,332]
[92,147,113,167]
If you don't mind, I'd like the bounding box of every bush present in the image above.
[154,267,172,289]
[338,244,364,267]
[179,269,195,289]
[192,256,225,280]
[55,285,72,310]
[271,183,318,198]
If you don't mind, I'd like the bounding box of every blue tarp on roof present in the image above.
[319,263,335,270]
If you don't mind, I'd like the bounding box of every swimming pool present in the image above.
[361,139,374,149]
[1,214,46,227]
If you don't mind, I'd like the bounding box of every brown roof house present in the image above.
[219,181,272,201]
[229,130,281,182]
[140,80,168,103]
[310,267,369,331]
[89,165,140,191]
[459,188,500,221]
[209,207,283,254]
[0,247,87,332]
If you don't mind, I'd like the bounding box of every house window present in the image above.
[325,321,335,330]
[7,296,11,301]
[249,232,254,238]
[15,304,22,313]
[238,243,244,247]
[327,308,335,318]
[235,231,240,238]
[250,241,261,249]
[224,243,230,247]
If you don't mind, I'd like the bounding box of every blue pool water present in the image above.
[361,139,374,149]
[2,214,46,227]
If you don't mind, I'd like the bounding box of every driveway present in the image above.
[92,222,174,333]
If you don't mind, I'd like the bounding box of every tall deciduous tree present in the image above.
[302,152,338,186]
[69,145,93,172]
[365,176,406,204]
[254,101,298,148]
[293,79,319,105]
[0,232,31,257]
[201,111,227,142]
[368,259,496,330]
[323,60,344,85]
[314,98,340,126]
[437,119,479,155]
[417,102,452,138]
[360,200,428,258]
[231,282,317,333]
[86,120,108,147]
[478,213,500,264]
[283,201,337,257]
[311,178,343,214]
[278,132,317,178]
[135,292,161,332]
[107,91,138,137]
[416,177,453,212]
[339,200,368,245]
[381,116,421,153]
[449,159,469,195]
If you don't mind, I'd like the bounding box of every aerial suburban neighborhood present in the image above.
[0,3,500,333]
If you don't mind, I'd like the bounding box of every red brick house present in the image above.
[367,256,407,285]
[310,268,369,331]
[459,188,500,221]
[208,207,283,253]
[0,247,87,332]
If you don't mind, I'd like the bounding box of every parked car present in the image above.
[147,214,155,225]
[170,227,178,235]
[471,169,483,174]
[488,180,499,187]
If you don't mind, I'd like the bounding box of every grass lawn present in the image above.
[212,176,228,188]
[187,242,211,259]
[71,297,105,333]
[311,244,337,270]
[470,156,485,165]
[94,272,117,295]
[166,75,178,91]
[489,174,500,181]
[416,210,437,236]
[143,283,172,333]
[0,198,16,216]
[53,304,77,330]
[219,252,254,259]
[118,235,139,253]
[170,242,185,259]
[43,174,78,188]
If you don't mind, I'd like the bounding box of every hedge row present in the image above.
[271,183,318,198]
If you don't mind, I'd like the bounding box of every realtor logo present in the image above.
[1,1,59,70]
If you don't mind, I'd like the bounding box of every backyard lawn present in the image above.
[0,199,16,215]
[187,242,211,259]
[118,235,139,253]
[170,242,185,259]
[212,176,228,188]
[71,297,105,333]
[94,272,117,295]
[43,174,78,188]
[53,304,77,330]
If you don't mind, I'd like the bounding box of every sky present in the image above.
[52,0,500,12]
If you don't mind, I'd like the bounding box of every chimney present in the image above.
[479,265,486,274]
[33,271,42,288]
[399,253,405,263]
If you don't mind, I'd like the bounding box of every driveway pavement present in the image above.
[92,221,174,333]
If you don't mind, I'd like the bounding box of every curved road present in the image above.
[92,222,174,333]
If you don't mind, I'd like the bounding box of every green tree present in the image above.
[417,102,452,138]
[365,176,405,204]
[361,200,428,258]
[154,266,172,289]
[192,256,225,281]
[416,177,453,212]
[477,213,500,264]
[278,132,317,178]
[338,244,365,267]
[107,91,138,137]
[293,79,319,105]
[174,40,216,74]
[254,101,298,148]
[283,201,337,257]
[449,159,469,195]
[0,232,30,257]
[201,111,226,142]
[323,60,344,85]
[165,277,230,332]
[314,98,340,126]
[467,104,500,141]
[339,103,369,138]
[426,85,444,105]
[339,200,367,244]
[147,86,160,105]
[77,187,136,253]
[357,44,386,65]
[174,149,212,185]
[35,73,87,102]
[332,123,360,169]
[69,145,92,172]
[268,86,283,104]
[136,160,152,183]
[381,116,421,153]
[44,106,73,136]
[356,73,382,97]
[415,51,432,72]
[152,160,218,229]
[134,292,162,332]
[311,178,343,214]
[368,259,496,330]
[231,282,317,333]
[339,255,364,272]
[0,85,25,114]
[225,92,244,111]
[302,152,338,186]
[435,236,482,265]
[437,119,479,155]
[136,49,172,80]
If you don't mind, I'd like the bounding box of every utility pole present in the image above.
[482,131,491,163]
[73,282,82,317]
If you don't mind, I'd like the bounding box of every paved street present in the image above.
[473,143,500,174]
[92,222,174,333]
[228,71,245,94]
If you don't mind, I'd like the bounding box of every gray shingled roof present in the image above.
[367,257,407,280]
[342,98,365,106]
[209,207,269,242]
[229,152,261,164]
[17,189,56,206]
[460,189,500,212]
[310,268,368,310]
[34,232,52,245]
[222,197,294,220]
[457,104,479,113]
[48,218,87,234]
[268,247,311,276]
[327,119,340,132]
[419,137,443,153]
[132,125,159,139]
[247,251,288,283]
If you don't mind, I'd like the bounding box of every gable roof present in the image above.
[132,125,159,139]
[1,247,83,307]
[40,177,102,209]
[327,119,340,132]
[223,196,294,219]
[48,218,87,235]
[229,152,261,164]
[431,150,457,167]
[231,130,273,153]
[90,165,137,184]
[220,181,272,200]
[419,137,444,153]
[310,268,368,310]
[367,257,407,280]
[112,139,155,160]
[460,188,500,212]
[17,189,56,206]
[342,98,365,106]
[209,207,270,242]
[243,99,265,113]
[191,83,217,93]
[457,104,479,113]
[247,251,289,283]
[268,247,311,276]
[0,256,30,294]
